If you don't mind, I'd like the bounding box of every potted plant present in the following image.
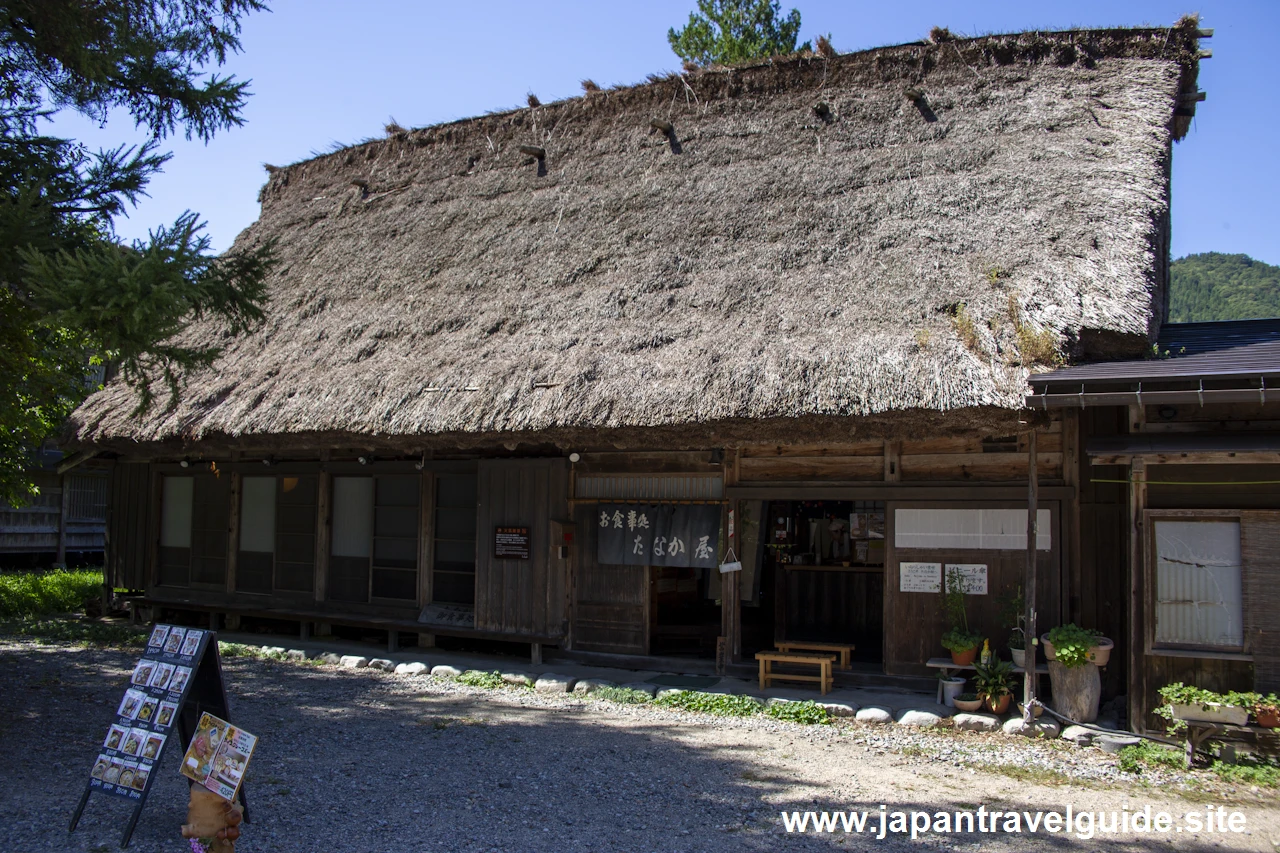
[1157,684,1251,727]
[1001,586,1028,668]
[973,658,1016,715]
[1042,624,1114,667]
[1254,694,1280,728]
[941,566,982,665]
[953,692,984,713]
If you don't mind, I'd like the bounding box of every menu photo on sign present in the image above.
[899,561,942,593]
[181,713,258,802]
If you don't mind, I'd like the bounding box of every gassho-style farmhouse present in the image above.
[63,19,1278,733]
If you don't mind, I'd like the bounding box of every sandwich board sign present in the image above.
[68,624,251,848]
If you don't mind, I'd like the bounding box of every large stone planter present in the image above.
[1047,660,1101,722]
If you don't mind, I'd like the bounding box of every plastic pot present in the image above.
[953,696,984,713]
[1088,637,1114,667]
[1040,634,1056,661]
[1010,648,1026,669]
[1172,703,1248,726]
[940,677,966,707]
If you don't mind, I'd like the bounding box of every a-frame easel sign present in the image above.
[69,623,251,848]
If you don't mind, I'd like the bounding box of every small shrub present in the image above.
[655,690,762,717]
[456,670,506,690]
[1212,758,1279,787]
[764,700,831,725]
[593,686,652,704]
[2,617,144,647]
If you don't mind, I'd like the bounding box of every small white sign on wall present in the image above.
[899,562,942,593]
[945,564,989,595]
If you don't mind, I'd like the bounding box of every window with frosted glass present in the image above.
[328,475,419,603]
[1154,519,1243,649]
[236,475,317,595]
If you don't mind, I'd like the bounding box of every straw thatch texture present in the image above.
[69,24,1202,452]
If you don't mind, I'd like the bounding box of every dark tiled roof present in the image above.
[1031,319,1280,386]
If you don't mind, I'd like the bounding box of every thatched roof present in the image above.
[70,21,1204,453]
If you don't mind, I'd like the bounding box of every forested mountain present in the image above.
[1169,253,1280,322]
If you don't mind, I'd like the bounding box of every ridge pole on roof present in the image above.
[1023,427,1039,722]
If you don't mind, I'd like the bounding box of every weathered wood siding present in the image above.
[474,459,569,639]
[885,501,1061,676]
[571,503,648,654]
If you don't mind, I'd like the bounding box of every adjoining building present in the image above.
[66,21,1219,724]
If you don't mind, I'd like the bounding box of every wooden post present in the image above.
[226,472,241,595]
[56,474,70,567]
[530,642,542,665]
[883,440,901,482]
[1128,457,1148,732]
[1023,428,1039,722]
[315,472,331,603]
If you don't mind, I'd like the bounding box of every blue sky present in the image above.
[53,0,1279,264]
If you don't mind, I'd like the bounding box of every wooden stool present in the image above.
[775,641,855,670]
[754,651,835,695]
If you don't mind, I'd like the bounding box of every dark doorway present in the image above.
[744,500,885,665]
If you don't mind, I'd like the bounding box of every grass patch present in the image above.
[950,303,982,353]
[0,568,103,617]
[655,690,762,717]
[982,762,1076,787]
[456,669,508,690]
[0,616,144,647]
[1211,757,1279,787]
[593,685,652,705]
[764,700,831,725]
[1117,741,1183,775]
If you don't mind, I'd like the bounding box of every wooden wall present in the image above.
[885,503,1061,677]
[570,503,648,654]
[474,459,569,639]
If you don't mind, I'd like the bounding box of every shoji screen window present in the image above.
[158,474,229,587]
[329,476,420,604]
[237,476,318,594]
[432,473,477,606]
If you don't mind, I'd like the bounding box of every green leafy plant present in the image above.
[1045,623,1102,668]
[972,659,1016,701]
[456,670,507,690]
[1117,741,1183,775]
[654,690,762,717]
[941,627,984,653]
[955,692,979,703]
[1001,585,1026,650]
[1156,683,1257,710]
[593,686,653,705]
[764,700,831,725]
[1211,757,1280,787]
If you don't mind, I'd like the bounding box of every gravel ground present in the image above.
[6,637,1279,853]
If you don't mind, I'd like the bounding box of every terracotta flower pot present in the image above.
[986,694,1012,714]
[1088,637,1114,667]
[950,645,979,666]
[1254,708,1279,728]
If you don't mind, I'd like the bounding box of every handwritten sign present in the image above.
[945,564,989,595]
[899,562,942,593]
[494,526,531,560]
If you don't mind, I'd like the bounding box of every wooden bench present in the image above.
[755,651,835,695]
[925,657,1049,704]
[1180,721,1280,769]
[776,641,855,670]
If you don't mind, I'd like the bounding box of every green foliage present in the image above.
[1169,253,1280,322]
[0,568,102,616]
[1045,623,1101,668]
[654,689,762,717]
[0,0,273,505]
[941,627,983,653]
[456,669,509,690]
[1117,741,1183,774]
[1156,682,1259,711]
[972,658,1016,700]
[764,699,831,725]
[593,686,653,704]
[955,692,979,702]
[668,0,810,68]
[1,616,144,647]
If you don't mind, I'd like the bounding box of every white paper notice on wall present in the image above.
[944,564,988,595]
[899,562,942,593]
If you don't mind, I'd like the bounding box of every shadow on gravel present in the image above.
[1,640,1263,853]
